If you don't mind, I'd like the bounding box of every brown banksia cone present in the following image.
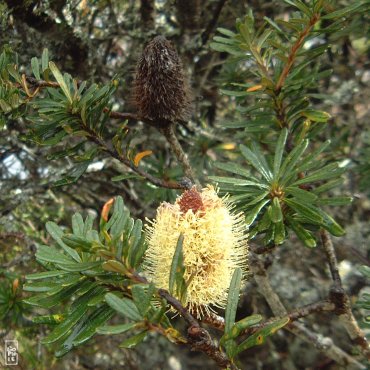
[133,36,190,124]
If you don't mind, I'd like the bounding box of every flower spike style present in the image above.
[144,185,248,318]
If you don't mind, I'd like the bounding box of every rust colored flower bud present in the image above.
[133,36,190,124]
[178,187,205,214]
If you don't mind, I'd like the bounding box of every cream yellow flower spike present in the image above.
[144,185,248,319]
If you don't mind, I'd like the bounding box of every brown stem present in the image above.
[83,126,185,190]
[275,13,320,92]
[250,253,366,368]
[159,124,200,187]
[320,229,370,358]
[275,13,320,91]
[201,0,228,45]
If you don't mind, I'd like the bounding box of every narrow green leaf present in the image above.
[41,48,49,72]
[105,293,142,321]
[235,317,289,354]
[42,303,89,344]
[316,197,352,206]
[31,57,41,80]
[301,109,331,122]
[25,271,69,280]
[36,244,75,265]
[72,306,114,345]
[322,2,364,20]
[222,315,263,342]
[292,163,345,185]
[240,144,272,182]
[169,234,184,295]
[287,218,316,248]
[270,197,283,223]
[285,198,323,224]
[279,140,309,183]
[62,235,92,251]
[49,61,73,104]
[119,331,147,348]
[97,322,138,335]
[72,213,84,236]
[274,220,286,245]
[273,128,288,179]
[245,199,270,227]
[209,176,269,189]
[46,221,81,262]
[285,186,318,202]
[316,210,345,237]
[132,284,153,317]
[216,27,236,37]
[225,268,242,333]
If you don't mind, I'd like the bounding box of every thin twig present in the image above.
[158,288,199,328]
[320,229,370,358]
[201,0,228,45]
[83,125,186,190]
[159,124,200,187]
[275,13,320,92]
[250,253,366,368]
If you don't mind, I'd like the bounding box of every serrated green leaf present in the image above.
[105,293,142,321]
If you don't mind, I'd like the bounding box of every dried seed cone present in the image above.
[133,36,190,123]
[144,185,248,318]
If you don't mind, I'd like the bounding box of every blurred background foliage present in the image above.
[0,0,369,369]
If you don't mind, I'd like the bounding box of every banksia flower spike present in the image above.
[133,35,190,124]
[144,185,248,319]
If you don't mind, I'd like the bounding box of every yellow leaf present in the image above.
[247,84,263,92]
[134,150,153,167]
[220,143,236,150]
